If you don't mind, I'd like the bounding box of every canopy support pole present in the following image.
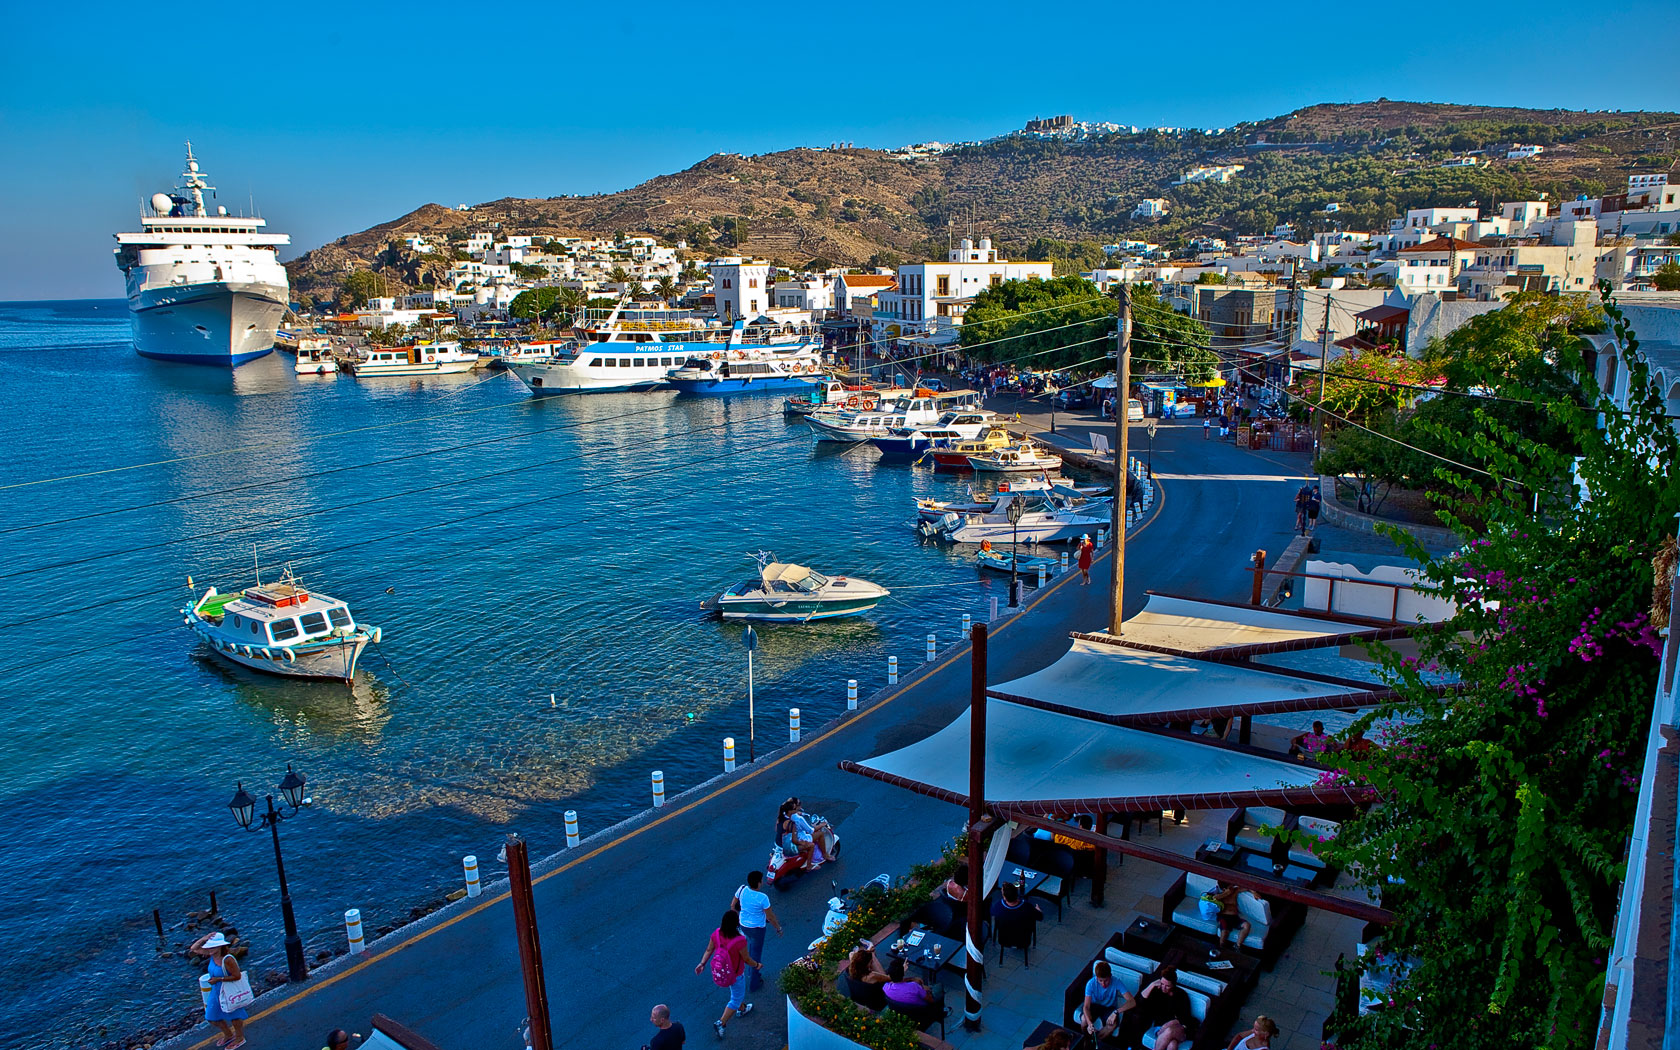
[964,623,988,1030]
[1091,813,1108,907]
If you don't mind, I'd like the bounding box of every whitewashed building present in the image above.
[709,257,771,320]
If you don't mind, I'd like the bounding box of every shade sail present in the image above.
[844,701,1355,815]
[1095,593,1410,659]
[987,636,1400,725]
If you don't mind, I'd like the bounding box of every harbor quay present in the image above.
[151,417,1320,1050]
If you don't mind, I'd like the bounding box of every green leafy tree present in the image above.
[1653,261,1680,291]
[1313,291,1680,1050]
[340,270,383,309]
[607,265,631,286]
[654,276,677,302]
[960,277,1216,376]
[509,287,561,321]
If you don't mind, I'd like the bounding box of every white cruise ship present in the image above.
[113,145,290,366]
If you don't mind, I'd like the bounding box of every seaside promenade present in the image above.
[156,411,1313,1050]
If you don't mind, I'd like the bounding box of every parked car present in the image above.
[1055,387,1094,410]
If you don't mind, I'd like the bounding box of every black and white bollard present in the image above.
[789,708,801,742]
[652,770,666,808]
[724,737,736,772]
[888,656,898,684]
[1098,526,1108,546]
[464,855,482,898]
[847,679,858,710]
[926,633,936,661]
[345,909,366,955]
[564,810,580,848]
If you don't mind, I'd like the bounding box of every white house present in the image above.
[1507,144,1544,159]
[871,238,1054,340]
[1394,236,1482,294]
[1628,174,1669,194]
[1133,198,1169,218]
[466,233,494,254]
[709,257,771,320]
[772,278,835,313]
[834,273,896,320]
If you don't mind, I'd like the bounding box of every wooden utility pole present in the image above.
[963,624,988,1030]
[1109,287,1132,635]
[506,835,552,1050]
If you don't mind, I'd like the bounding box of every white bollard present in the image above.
[888,656,899,684]
[1098,527,1108,546]
[961,614,972,639]
[564,810,580,847]
[990,596,1000,621]
[1060,551,1069,571]
[652,770,666,808]
[463,855,482,898]
[790,708,801,743]
[345,908,366,954]
[1037,564,1048,588]
[847,679,858,710]
[926,633,936,661]
[724,736,737,772]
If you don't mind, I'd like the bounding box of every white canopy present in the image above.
[1101,593,1408,658]
[987,636,1398,725]
[845,701,1343,816]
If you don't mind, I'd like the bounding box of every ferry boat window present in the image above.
[250,621,263,636]
[633,358,645,367]
[328,608,353,629]
[299,612,329,634]
[270,619,301,641]
[589,359,603,367]
[231,614,242,628]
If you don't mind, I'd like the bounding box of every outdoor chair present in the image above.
[1225,805,1288,861]
[1032,844,1078,920]
[994,901,1041,966]
[915,897,960,940]
[1284,814,1341,875]
[886,993,948,1039]
[838,972,886,1012]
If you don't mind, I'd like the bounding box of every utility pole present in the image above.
[1314,292,1331,459]
[962,623,989,1030]
[1109,287,1132,636]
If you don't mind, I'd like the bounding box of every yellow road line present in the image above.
[185,488,1166,1045]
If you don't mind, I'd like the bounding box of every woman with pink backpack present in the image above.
[695,910,761,1038]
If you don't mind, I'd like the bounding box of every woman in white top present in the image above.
[1227,1014,1279,1049]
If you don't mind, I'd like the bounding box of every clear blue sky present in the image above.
[4,0,1677,300]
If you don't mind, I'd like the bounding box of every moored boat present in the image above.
[785,379,879,417]
[869,409,997,459]
[967,444,1063,473]
[704,554,890,622]
[348,342,479,377]
[923,426,1014,469]
[294,345,339,375]
[807,390,981,444]
[667,349,824,394]
[183,576,380,681]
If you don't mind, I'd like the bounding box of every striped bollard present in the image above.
[847,679,858,710]
[1037,564,1047,588]
[652,770,666,808]
[888,656,898,684]
[564,810,580,848]
[989,596,999,621]
[345,908,366,954]
[1060,551,1069,572]
[1098,527,1108,546]
[463,855,482,898]
[724,737,736,772]
[961,613,971,639]
[926,633,936,661]
[789,708,801,743]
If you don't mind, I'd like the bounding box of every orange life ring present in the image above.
[845,395,861,408]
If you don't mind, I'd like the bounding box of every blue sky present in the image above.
[4,0,1677,300]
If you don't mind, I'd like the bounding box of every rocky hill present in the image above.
[286,101,1680,304]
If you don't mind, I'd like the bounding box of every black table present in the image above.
[1122,914,1173,954]
[1005,864,1050,899]
[877,926,961,982]
[1193,841,1238,867]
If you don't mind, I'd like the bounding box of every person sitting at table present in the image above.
[1052,815,1097,854]
[838,946,888,986]
[933,861,970,906]
[989,881,1043,953]
[1289,721,1331,758]
[1340,727,1376,757]
[1226,1014,1280,1049]
[1122,970,1193,1050]
[1210,881,1252,954]
[881,957,944,1027]
[1080,960,1133,1042]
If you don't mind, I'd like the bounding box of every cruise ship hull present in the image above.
[130,280,287,366]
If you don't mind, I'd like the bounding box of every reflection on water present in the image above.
[204,655,394,742]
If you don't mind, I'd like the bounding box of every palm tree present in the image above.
[608,265,631,287]
[654,276,677,303]
[555,286,588,326]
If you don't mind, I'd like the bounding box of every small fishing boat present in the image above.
[348,342,479,377]
[294,344,339,375]
[923,426,1014,469]
[918,489,1108,544]
[974,542,1062,576]
[808,391,981,444]
[785,379,879,417]
[485,340,565,369]
[967,444,1064,473]
[704,553,890,622]
[869,409,998,459]
[182,573,381,681]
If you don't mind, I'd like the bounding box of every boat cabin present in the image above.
[757,563,830,594]
[214,584,356,646]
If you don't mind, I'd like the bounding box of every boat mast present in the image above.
[180,142,215,218]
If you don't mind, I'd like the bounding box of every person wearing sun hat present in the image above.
[190,931,250,1048]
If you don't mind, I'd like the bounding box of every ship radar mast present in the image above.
[179,142,215,218]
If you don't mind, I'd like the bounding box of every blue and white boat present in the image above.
[868,409,997,459]
[666,347,824,395]
[183,573,381,682]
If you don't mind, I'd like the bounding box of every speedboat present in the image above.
[182,574,381,681]
[704,553,890,622]
[919,489,1108,544]
[967,444,1063,473]
[348,342,479,377]
[294,344,338,375]
[974,544,1062,575]
[924,426,1013,469]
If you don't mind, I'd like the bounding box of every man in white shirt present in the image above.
[732,870,782,992]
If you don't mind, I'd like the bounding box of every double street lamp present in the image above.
[1006,498,1025,608]
[226,764,311,982]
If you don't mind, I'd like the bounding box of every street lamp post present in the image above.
[743,625,759,762]
[1006,498,1025,608]
[227,764,310,983]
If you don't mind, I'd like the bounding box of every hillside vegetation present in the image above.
[286,101,1680,303]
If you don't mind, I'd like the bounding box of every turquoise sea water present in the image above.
[0,301,1051,1047]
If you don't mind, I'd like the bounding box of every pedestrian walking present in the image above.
[190,932,250,1049]
[1077,536,1095,585]
[321,1030,353,1050]
[1203,418,1211,440]
[696,910,760,1038]
[1307,484,1321,531]
[644,1004,685,1050]
[731,871,782,992]
[1293,480,1313,536]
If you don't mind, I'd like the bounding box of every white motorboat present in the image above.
[295,343,338,375]
[967,444,1064,473]
[922,489,1108,545]
[509,313,821,395]
[348,342,479,377]
[704,553,890,622]
[807,391,981,444]
[183,575,381,681]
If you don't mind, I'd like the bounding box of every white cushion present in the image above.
[1237,890,1272,928]
[1288,817,1340,866]
[1175,969,1227,998]
[1247,806,1287,827]
[1169,901,1266,949]
[1185,872,1218,897]
[1104,947,1159,975]
[1234,829,1275,853]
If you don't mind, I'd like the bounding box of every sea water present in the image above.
[0,301,1051,1046]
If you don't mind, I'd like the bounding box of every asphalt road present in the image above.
[155,416,1309,1050]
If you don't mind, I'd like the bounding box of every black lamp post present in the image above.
[227,764,311,983]
[1006,498,1025,608]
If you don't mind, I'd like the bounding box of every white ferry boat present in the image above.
[666,348,824,395]
[508,313,821,396]
[184,576,380,681]
[113,145,290,366]
[348,342,479,377]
